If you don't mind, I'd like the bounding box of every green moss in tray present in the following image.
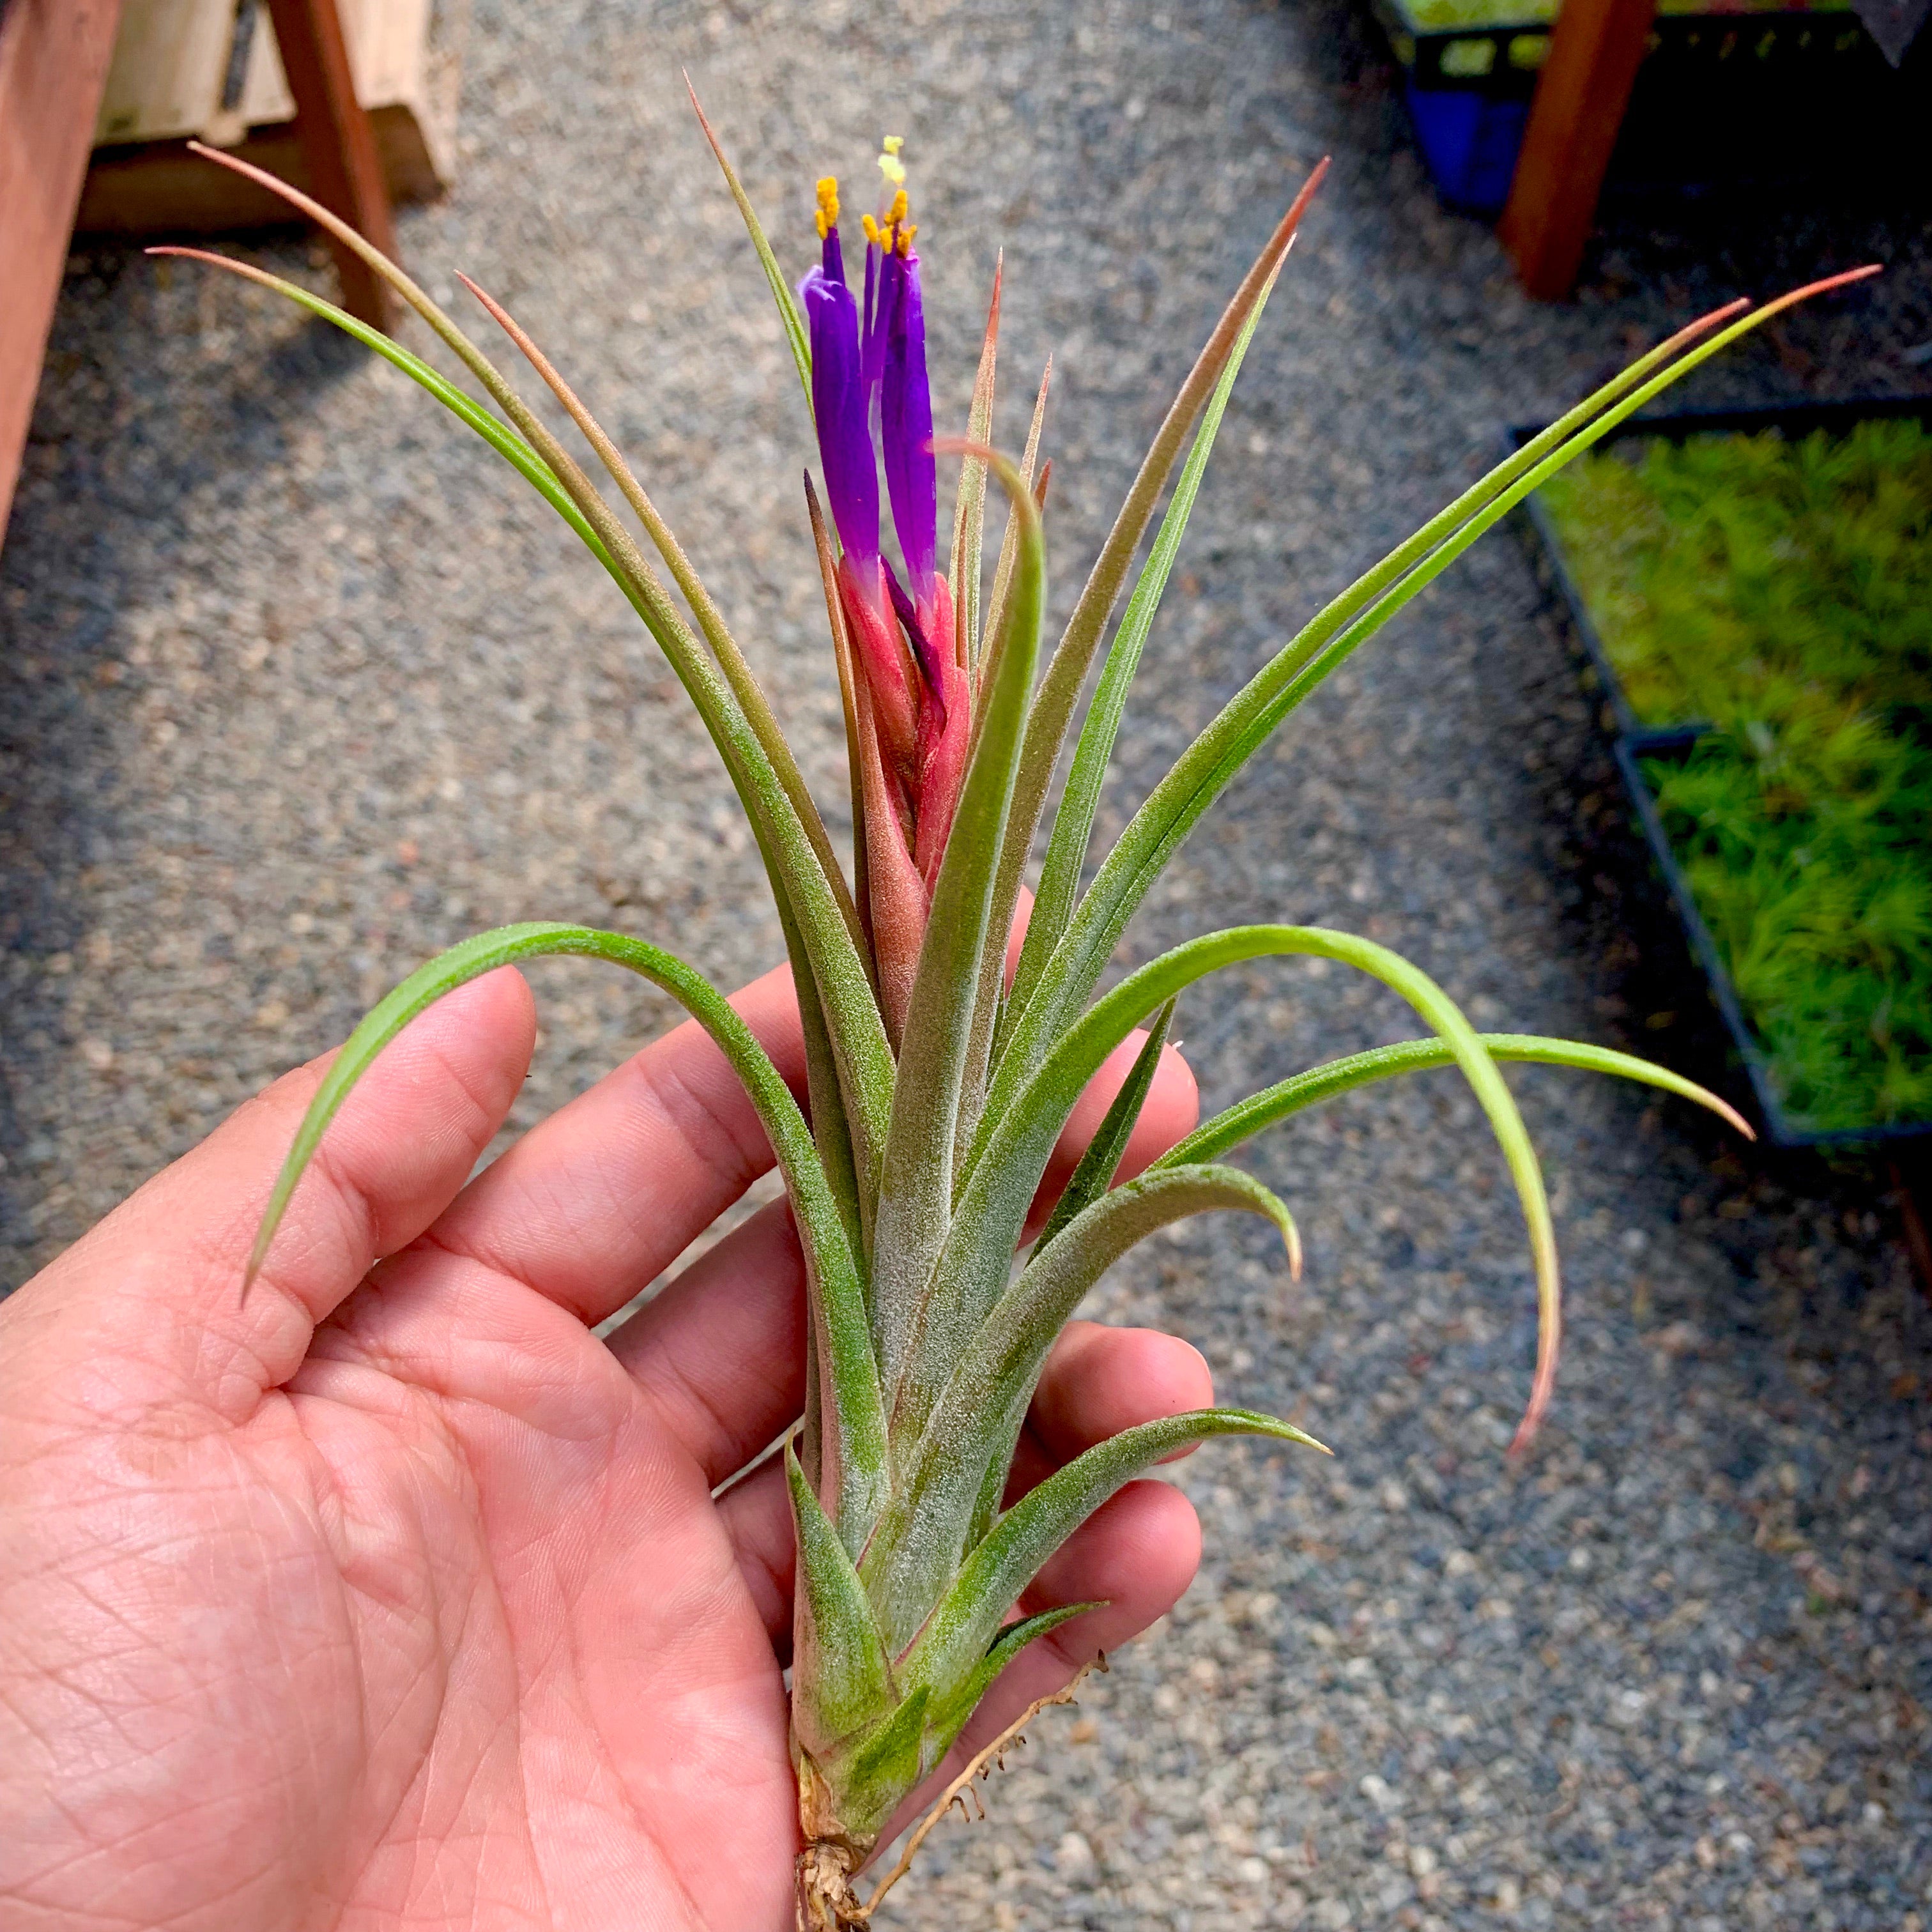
[1643,712,1932,1132]
[1542,418,1932,1134]
[1540,418,1932,729]
[1392,0,1850,33]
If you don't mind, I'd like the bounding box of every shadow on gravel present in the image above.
[0,240,371,1254]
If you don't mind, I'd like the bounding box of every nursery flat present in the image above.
[1542,422,1932,1135]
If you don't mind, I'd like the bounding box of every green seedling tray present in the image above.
[1515,395,1932,1150]
[1515,394,1932,739]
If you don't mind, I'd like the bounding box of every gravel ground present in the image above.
[5,1,1931,1926]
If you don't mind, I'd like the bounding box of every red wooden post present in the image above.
[263,0,397,327]
[1498,0,1656,300]
[0,0,125,536]
[1894,1154,1932,1307]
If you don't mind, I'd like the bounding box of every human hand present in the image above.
[0,958,1207,1929]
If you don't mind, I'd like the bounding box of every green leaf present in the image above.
[1005,259,1284,1039]
[778,891,868,1286]
[974,164,1330,1117]
[247,923,889,1540]
[684,76,813,417]
[948,256,1002,675]
[843,1685,930,1809]
[921,1601,1101,1767]
[1156,1031,1756,1169]
[865,1163,1296,1652]
[981,1600,1100,1671]
[902,1407,1325,1708]
[988,272,1881,1144]
[956,358,1054,1163]
[930,926,1563,1449]
[871,448,1045,1404]
[1032,999,1176,1255]
[787,1443,894,1752]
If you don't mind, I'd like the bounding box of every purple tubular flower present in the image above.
[861,242,881,404]
[880,246,937,606]
[801,215,878,570]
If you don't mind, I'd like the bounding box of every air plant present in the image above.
[155,108,1871,1928]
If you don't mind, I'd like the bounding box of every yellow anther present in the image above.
[896,222,916,257]
[815,175,839,239]
[877,135,907,188]
[887,188,908,227]
[882,135,904,155]
[861,213,883,247]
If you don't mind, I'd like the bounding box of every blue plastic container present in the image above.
[1379,2,1920,217]
[1401,84,1530,214]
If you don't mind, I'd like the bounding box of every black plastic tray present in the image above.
[1513,395,1932,1150]
[1372,2,1879,100]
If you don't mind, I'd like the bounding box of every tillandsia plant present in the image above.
[157,107,1874,1928]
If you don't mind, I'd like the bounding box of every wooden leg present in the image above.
[1498,0,1656,300]
[263,0,397,327]
[1892,1153,1932,1308]
[0,0,125,538]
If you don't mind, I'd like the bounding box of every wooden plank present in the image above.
[1497,0,1656,301]
[238,0,456,188]
[262,0,396,326]
[0,0,125,539]
[77,0,456,236]
[227,0,444,158]
[79,107,441,234]
[93,0,233,148]
[91,0,448,155]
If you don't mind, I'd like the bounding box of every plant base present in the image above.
[793,1657,1105,1926]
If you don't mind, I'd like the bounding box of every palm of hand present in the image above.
[0,966,1206,1931]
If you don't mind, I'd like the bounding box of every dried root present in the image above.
[795,1839,867,1930]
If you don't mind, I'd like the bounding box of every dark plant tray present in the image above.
[1368,0,1929,209]
[1513,394,1932,1151]
[1373,1,1883,102]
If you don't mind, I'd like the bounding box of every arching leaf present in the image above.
[1158,1031,1754,1169]
[865,1163,1297,1652]
[249,923,889,1542]
[901,1407,1326,1710]
[926,926,1565,1450]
